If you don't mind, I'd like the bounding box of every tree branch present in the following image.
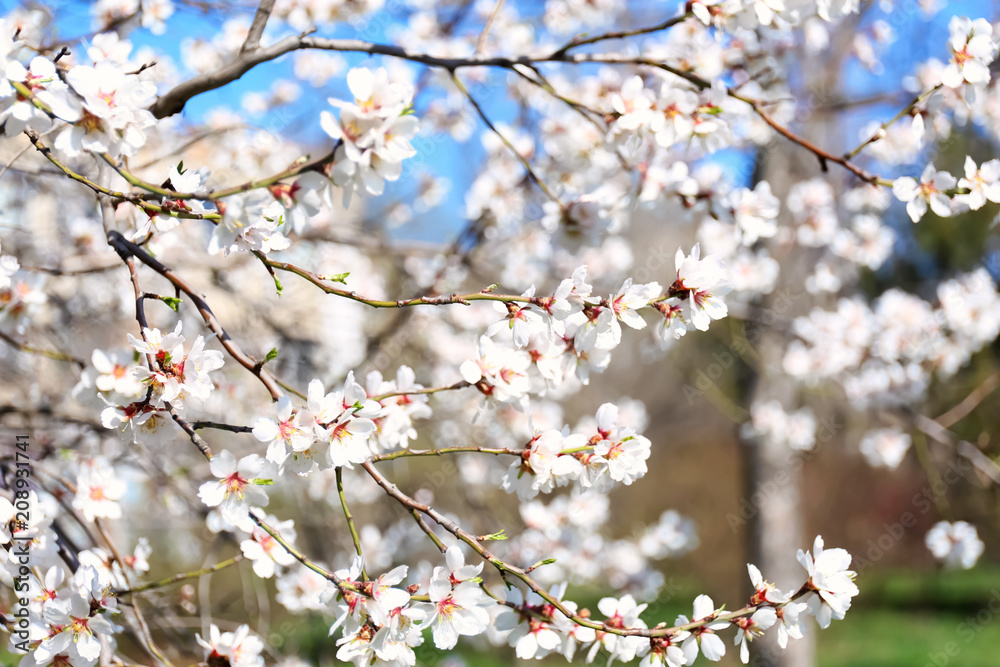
[107,230,284,402]
[360,460,808,638]
[934,368,1000,429]
[116,556,244,596]
[0,329,86,368]
[335,467,368,581]
[241,0,276,54]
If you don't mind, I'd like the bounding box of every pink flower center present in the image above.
[225,472,249,499]
[278,419,300,441]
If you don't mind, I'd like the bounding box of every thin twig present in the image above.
[116,556,244,596]
[548,12,691,58]
[370,445,523,463]
[475,0,506,55]
[450,71,560,203]
[370,380,472,402]
[169,407,215,459]
[844,84,942,160]
[191,421,254,433]
[263,257,528,308]
[0,329,86,368]
[94,518,175,667]
[935,368,1000,429]
[335,467,368,581]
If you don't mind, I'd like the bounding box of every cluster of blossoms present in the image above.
[890,155,1000,223]
[941,16,996,89]
[99,322,224,445]
[609,74,731,154]
[321,67,419,206]
[500,403,652,500]
[5,3,1000,667]
[247,366,431,477]
[783,268,1000,407]
[0,26,156,156]
[925,520,986,570]
[0,490,155,665]
[14,564,120,666]
[0,29,420,254]
[195,67,419,251]
[314,536,858,667]
[461,251,731,404]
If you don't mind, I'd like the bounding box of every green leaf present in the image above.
[159,295,182,311]
[273,276,283,296]
[264,347,278,363]
[253,478,274,486]
[325,272,350,284]
[481,529,507,541]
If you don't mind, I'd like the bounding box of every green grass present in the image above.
[816,565,1000,667]
[818,607,1000,667]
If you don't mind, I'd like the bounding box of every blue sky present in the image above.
[17,0,1000,249]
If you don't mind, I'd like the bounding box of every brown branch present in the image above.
[745,100,885,183]
[241,0,276,54]
[262,257,527,307]
[150,36,731,118]
[150,29,318,118]
[146,39,890,188]
[360,460,801,638]
[548,12,691,58]
[190,421,254,433]
[107,230,283,402]
[19,262,122,276]
[169,406,215,459]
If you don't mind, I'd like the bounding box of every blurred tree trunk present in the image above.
[742,23,854,664]
[741,310,815,667]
